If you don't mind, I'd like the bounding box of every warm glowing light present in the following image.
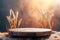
[7,9,22,29]
[18,0,56,28]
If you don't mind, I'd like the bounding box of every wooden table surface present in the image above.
[0,31,60,40]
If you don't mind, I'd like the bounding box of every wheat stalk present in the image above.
[7,9,22,29]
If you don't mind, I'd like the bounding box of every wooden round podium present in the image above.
[8,28,52,37]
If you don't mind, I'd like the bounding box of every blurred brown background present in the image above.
[0,0,60,31]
